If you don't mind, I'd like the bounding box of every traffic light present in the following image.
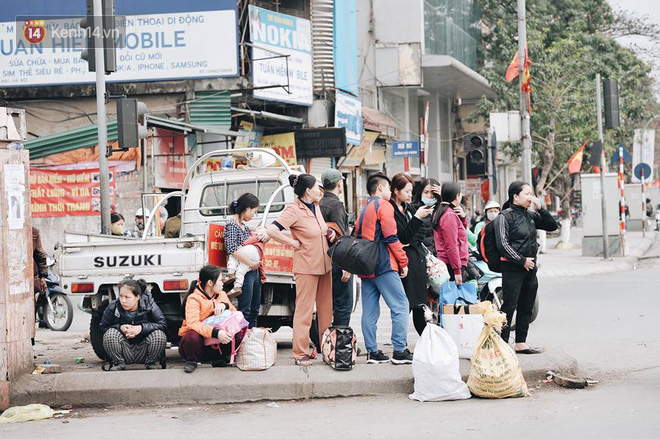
[603,79,620,130]
[80,0,116,74]
[465,134,487,176]
[117,98,148,150]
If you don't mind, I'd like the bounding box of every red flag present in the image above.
[567,140,588,174]
[505,44,532,87]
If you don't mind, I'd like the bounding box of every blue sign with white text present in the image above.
[392,141,420,158]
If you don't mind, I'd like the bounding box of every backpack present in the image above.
[478,214,504,273]
[321,326,357,371]
[236,328,277,371]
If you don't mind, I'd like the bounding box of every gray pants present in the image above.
[103,328,166,365]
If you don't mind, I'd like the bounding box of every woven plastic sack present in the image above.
[0,404,55,423]
[467,311,530,399]
[235,327,277,371]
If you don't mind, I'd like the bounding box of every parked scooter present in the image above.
[470,253,538,329]
[36,257,73,331]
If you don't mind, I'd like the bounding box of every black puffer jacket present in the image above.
[494,204,558,266]
[411,202,437,256]
[100,291,167,342]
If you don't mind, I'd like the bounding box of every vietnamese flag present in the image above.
[568,140,588,174]
[505,44,532,91]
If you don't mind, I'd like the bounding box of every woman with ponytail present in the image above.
[266,173,336,366]
[432,182,469,285]
[223,192,264,327]
[178,265,239,373]
[100,279,167,371]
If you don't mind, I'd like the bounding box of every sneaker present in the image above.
[366,350,390,364]
[109,362,126,371]
[211,359,229,368]
[145,363,159,370]
[184,361,198,373]
[391,349,413,364]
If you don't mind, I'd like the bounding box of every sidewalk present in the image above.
[537,228,657,278]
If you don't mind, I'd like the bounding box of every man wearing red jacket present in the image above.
[354,173,413,364]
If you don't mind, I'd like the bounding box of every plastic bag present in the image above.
[442,313,484,359]
[467,311,530,399]
[236,328,277,371]
[423,247,450,285]
[409,324,471,402]
[0,404,55,423]
[440,281,478,305]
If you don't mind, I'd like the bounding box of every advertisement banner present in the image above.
[153,128,187,189]
[208,224,293,273]
[249,5,313,106]
[335,90,363,146]
[261,132,297,166]
[30,168,116,217]
[0,9,238,87]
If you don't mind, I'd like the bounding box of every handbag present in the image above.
[327,199,381,276]
[422,245,450,285]
[236,328,277,371]
[439,281,478,305]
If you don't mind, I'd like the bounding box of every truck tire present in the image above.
[90,300,109,361]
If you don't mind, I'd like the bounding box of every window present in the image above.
[200,180,286,217]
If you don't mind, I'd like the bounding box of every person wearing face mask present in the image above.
[495,181,558,354]
[432,182,469,286]
[412,178,442,256]
[474,200,501,236]
[390,173,433,312]
[266,173,337,366]
[110,213,126,236]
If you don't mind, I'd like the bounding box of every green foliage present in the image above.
[478,0,658,199]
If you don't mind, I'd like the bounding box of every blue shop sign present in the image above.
[392,141,420,158]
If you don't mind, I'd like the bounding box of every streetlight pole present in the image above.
[596,74,610,259]
[518,0,532,185]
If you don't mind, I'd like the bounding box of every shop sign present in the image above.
[335,90,363,146]
[295,128,347,159]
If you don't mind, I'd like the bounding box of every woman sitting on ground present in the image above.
[178,265,242,373]
[100,279,168,371]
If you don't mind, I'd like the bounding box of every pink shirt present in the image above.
[433,207,469,274]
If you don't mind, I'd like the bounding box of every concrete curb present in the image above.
[9,349,578,407]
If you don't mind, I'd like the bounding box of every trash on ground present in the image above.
[74,357,85,364]
[266,402,279,408]
[33,364,62,374]
[0,404,57,423]
[546,371,599,389]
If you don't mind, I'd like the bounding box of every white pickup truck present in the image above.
[58,148,357,360]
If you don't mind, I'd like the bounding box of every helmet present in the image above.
[135,207,151,218]
[484,200,501,211]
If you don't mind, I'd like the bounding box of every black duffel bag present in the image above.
[327,198,381,276]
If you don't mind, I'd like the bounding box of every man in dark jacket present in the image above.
[319,169,353,326]
[100,279,168,370]
[32,227,48,295]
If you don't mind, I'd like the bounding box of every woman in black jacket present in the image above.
[412,178,442,256]
[100,279,168,370]
[495,181,558,354]
[389,174,433,312]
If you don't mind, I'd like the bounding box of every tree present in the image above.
[477,0,659,220]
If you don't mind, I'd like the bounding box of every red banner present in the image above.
[208,224,294,274]
[30,168,116,217]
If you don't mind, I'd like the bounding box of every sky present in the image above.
[608,0,660,96]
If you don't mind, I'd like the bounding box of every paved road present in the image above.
[10,237,658,437]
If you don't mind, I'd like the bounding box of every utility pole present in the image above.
[94,0,111,234]
[517,0,532,185]
[596,74,610,259]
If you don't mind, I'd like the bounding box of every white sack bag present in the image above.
[442,314,484,359]
[409,324,471,402]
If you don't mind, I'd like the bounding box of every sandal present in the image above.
[294,356,313,366]
[309,346,318,360]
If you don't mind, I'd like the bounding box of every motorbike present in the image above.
[36,257,74,331]
[471,253,538,329]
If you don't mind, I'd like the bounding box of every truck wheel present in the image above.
[309,313,321,352]
[90,300,109,361]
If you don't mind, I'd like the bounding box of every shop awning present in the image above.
[362,106,398,138]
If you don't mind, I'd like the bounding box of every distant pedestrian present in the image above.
[354,173,412,365]
[266,173,336,366]
[100,279,167,371]
[319,169,353,327]
[178,265,242,373]
[495,181,558,353]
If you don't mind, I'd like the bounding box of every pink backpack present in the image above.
[204,311,249,364]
